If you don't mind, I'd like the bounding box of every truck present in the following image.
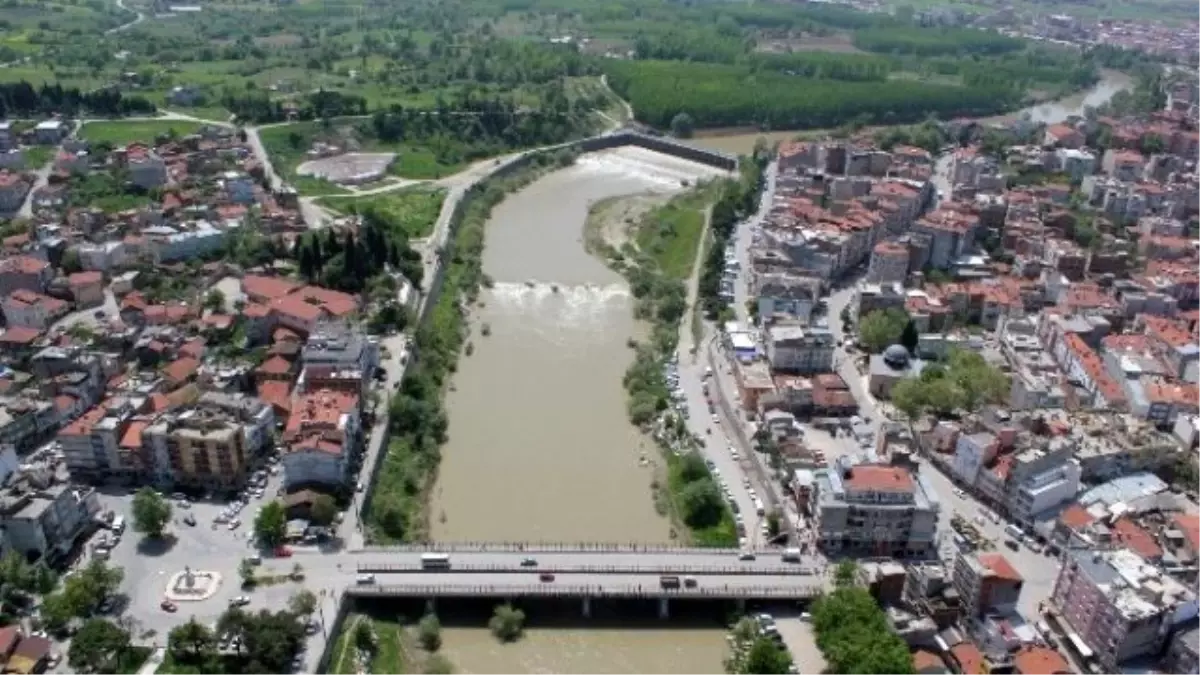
[659,576,681,589]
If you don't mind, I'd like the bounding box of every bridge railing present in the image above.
[356,543,743,554]
[356,563,819,576]
[347,584,822,599]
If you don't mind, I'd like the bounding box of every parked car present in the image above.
[161,600,178,613]
[183,514,196,527]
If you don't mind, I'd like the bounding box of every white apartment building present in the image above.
[766,324,834,374]
[810,458,941,558]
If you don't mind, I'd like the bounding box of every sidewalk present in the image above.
[137,647,166,675]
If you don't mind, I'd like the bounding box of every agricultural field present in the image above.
[0,0,1138,141]
[79,119,205,145]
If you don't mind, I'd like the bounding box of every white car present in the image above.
[228,519,241,530]
[953,488,966,499]
[711,414,720,424]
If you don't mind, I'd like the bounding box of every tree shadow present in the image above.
[136,533,179,557]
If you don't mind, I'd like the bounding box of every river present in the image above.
[690,69,1133,155]
[429,146,732,672]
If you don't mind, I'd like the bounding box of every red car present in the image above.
[274,546,293,558]
[160,600,177,613]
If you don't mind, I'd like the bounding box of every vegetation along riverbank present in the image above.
[586,179,739,547]
[364,148,578,544]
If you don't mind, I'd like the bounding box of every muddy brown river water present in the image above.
[429,147,732,673]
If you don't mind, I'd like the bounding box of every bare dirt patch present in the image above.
[583,192,668,257]
[755,31,866,54]
[296,152,396,185]
[254,33,303,48]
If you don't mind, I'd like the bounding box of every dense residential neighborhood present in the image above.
[704,70,1200,675]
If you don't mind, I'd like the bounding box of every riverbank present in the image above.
[587,185,738,548]
[687,69,1133,155]
[364,149,580,544]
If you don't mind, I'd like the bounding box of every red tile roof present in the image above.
[163,357,200,384]
[242,274,301,301]
[950,642,986,675]
[1014,646,1070,675]
[1059,503,1095,530]
[844,465,914,493]
[120,420,148,450]
[1173,513,1200,551]
[977,552,1023,582]
[0,327,41,345]
[257,355,293,376]
[67,271,102,287]
[0,255,47,276]
[258,380,293,414]
[285,389,358,436]
[1112,517,1163,559]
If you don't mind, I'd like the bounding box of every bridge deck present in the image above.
[357,563,819,576]
[347,582,822,600]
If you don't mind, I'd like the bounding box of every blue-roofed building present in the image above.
[1078,472,1167,509]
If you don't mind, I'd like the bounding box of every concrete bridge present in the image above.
[345,576,823,618]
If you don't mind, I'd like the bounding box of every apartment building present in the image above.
[766,324,834,374]
[754,272,820,323]
[0,256,52,298]
[143,407,252,489]
[57,399,139,482]
[1005,439,1081,522]
[281,389,361,489]
[0,472,101,560]
[297,324,378,394]
[1050,548,1197,672]
[0,398,58,454]
[2,290,70,330]
[810,459,940,558]
[867,240,910,284]
[952,551,1024,618]
[123,144,167,189]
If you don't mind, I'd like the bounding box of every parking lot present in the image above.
[78,480,342,671]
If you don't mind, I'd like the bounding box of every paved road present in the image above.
[51,289,119,332]
[16,152,56,219]
[351,574,825,597]
[106,0,144,34]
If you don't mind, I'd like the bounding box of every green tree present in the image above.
[131,487,172,538]
[288,589,317,616]
[354,619,377,653]
[167,618,215,660]
[858,309,910,353]
[203,289,226,312]
[813,585,914,674]
[487,604,525,643]
[835,560,858,587]
[38,593,75,633]
[740,636,794,674]
[418,613,442,652]
[253,500,288,547]
[239,559,257,586]
[679,479,725,529]
[63,560,124,616]
[69,618,132,672]
[670,112,695,138]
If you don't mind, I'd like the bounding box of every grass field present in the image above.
[22,145,54,169]
[637,189,712,281]
[259,119,467,193]
[79,120,206,146]
[319,186,447,239]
